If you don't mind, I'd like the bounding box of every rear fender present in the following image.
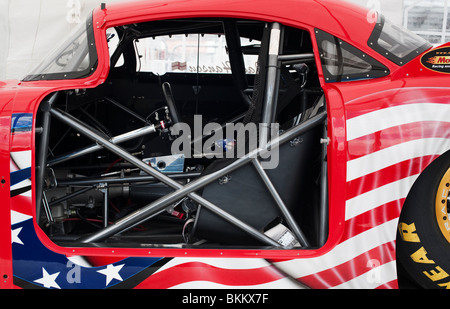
[345,87,450,234]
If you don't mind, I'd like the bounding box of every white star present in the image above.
[34,267,61,289]
[11,227,23,245]
[97,264,125,286]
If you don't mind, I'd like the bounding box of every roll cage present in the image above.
[34,18,328,250]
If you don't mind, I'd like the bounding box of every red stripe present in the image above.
[11,195,33,217]
[346,156,437,200]
[297,241,396,289]
[347,121,450,161]
[134,262,284,289]
[84,256,125,267]
[11,132,32,152]
[345,98,449,120]
[342,199,403,242]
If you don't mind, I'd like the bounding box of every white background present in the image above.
[0,0,424,81]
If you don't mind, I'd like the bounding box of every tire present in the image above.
[397,151,450,289]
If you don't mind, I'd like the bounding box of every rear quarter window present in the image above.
[368,14,432,66]
[315,29,390,83]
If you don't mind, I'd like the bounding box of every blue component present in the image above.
[215,138,236,152]
[12,217,163,289]
[145,154,185,173]
[10,167,31,186]
[11,113,33,133]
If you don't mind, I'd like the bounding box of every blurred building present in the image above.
[0,0,448,80]
[404,0,450,44]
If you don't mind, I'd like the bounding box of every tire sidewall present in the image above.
[397,152,450,289]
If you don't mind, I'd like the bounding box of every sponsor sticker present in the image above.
[421,46,450,74]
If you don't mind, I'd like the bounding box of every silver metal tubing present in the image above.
[42,191,54,224]
[57,172,201,187]
[101,184,109,228]
[105,97,150,125]
[76,111,326,244]
[278,53,315,61]
[49,107,283,246]
[47,124,156,166]
[319,124,329,247]
[252,159,310,247]
[36,92,59,224]
[48,186,95,206]
[260,22,282,148]
[189,112,246,148]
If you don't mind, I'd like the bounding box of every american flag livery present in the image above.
[268,89,450,289]
[8,90,450,288]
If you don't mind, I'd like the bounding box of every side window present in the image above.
[134,34,258,75]
[368,14,431,66]
[315,29,389,82]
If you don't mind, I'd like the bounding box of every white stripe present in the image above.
[345,174,419,220]
[272,219,398,280]
[66,256,93,268]
[347,138,450,181]
[346,103,450,141]
[153,258,271,275]
[11,178,31,192]
[10,151,31,170]
[331,260,397,289]
[11,210,32,225]
[10,150,32,197]
[170,277,303,289]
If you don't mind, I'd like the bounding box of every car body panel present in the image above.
[2,0,450,289]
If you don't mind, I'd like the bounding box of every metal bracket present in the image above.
[290,137,303,147]
[219,175,232,185]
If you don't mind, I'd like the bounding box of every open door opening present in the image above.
[34,18,328,250]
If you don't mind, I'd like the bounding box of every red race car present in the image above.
[1,0,449,290]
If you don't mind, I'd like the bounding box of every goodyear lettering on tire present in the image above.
[398,221,450,289]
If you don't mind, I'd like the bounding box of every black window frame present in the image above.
[367,14,432,66]
[315,28,390,83]
[23,14,98,82]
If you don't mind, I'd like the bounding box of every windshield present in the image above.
[368,14,432,66]
[23,15,97,81]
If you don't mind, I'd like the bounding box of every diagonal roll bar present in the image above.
[49,107,326,246]
[49,107,284,246]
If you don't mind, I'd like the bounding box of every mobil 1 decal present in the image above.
[421,46,450,74]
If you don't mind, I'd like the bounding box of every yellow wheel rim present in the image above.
[435,167,450,243]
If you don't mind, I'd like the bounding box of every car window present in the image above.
[23,15,97,81]
[315,29,390,83]
[134,34,258,75]
[368,14,431,66]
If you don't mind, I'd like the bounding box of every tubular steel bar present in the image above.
[49,107,283,246]
[319,124,329,247]
[47,124,157,166]
[56,172,201,187]
[278,53,315,61]
[259,22,282,148]
[50,107,326,245]
[105,97,150,125]
[252,159,310,247]
[48,186,95,207]
[84,110,325,244]
[36,92,59,225]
